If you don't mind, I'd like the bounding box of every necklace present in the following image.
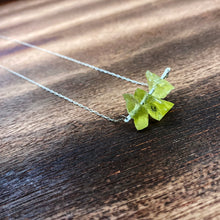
[0,35,174,129]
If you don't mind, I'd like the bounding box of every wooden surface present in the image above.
[0,0,220,219]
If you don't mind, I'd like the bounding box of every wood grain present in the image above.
[0,0,220,219]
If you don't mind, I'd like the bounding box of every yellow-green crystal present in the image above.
[123,71,175,130]
[145,95,174,121]
[146,70,174,98]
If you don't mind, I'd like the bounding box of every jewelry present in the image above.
[0,35,174,129]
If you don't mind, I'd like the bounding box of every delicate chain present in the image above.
[0,64,123,122]
[0,35,169,123]
[0,35,148,86]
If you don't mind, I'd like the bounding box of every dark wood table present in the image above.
[0,0,219,219]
